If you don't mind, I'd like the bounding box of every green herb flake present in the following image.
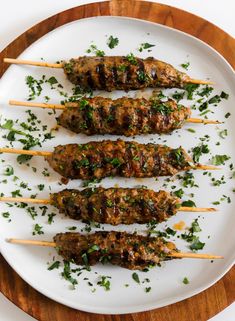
[32,223,44,235]
[187,128,196,133]
[48,261,60,270]
[190,239,205,251]
[132,272,140,284]
[37,184,45,191]
[183,277,189,284]
[218,129,228,139]
[174,188,184,198]
[145,287,152,293]
[62,261,78,288]
[184,84,199,100]
[3,165,14,176]
[88,244,100,253]
[192,144,209,163]
[2,212,10,218]
[180,62,190,70]
[211,154,230,166]
[97,275,111,291]
[220,91,229,99]
[107,35,119,49]
[225,112,231,119]
[138,42,155,52]
[181,200,196,207]
[126,53,137,65]
[165,227,176,236]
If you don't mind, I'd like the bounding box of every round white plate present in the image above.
[0,17,234,314]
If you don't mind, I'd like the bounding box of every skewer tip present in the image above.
[195,164,221,171]
[186,78,215,85]
[170,252,223,259]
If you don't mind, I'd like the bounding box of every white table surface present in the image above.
[0,1,234,320]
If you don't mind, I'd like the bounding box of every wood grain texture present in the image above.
[0,1,234,320]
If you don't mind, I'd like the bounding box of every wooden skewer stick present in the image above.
[6,238,223,259]
[9,100,64,110]
[9,100,221,124]
[4,58,213,85]
[4,58,62,68]
[0,196,50,204]
[168,252,223,259]
[0,147,51,157]
[179,206,216,212]
[185,78,214,85]
[186,118,220,125]
[0,147,220,170]
[7,238,56,247]
[0,196,216,212]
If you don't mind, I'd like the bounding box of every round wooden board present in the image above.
[0,1,234,320]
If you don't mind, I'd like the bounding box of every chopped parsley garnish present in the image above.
[132,272,140,284]
[62,261,78,288]
[11,190,22,197]
[107,35,119,49]
[187,128,196,133]
[3,165,14,176]
[181,219,205,251]
[97,275,111,291]
[172,91,184,102]
[211,154,230,165]
[137,70,148,82]
[178,171,198,188]
[181,200,196,207]
[174,188,184,198]
[184,84,199,100]
[86,44,105,57]
[218,129,228,139]
[192,144,209,163]
[183,277,189,284]
[138,42,155,52]
[32,223,44,235]
[2,212,10,218]
[197,86,213,97]
[165,227,176,236]
[180,62,190,70]
[151,101,173,115]
[37,184,45,191]
[190,239,205,251]
[220,91,229,99]
[48,261,60,270]
[126,53,137,65]
[225,112,231,119]
[208,95,221,104]
[145,287,152,292]
[88,244,100,253]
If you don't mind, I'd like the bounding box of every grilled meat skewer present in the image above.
[9,98,220,137]
[4,56,213,91]
[58,97,191,136]
[63,56,197,91]
[0,187,216,225]
[53,231,176,270]
[50,187,180,224]
[0,140,218,180]
[7,233,224,270]
[46,140,193,179]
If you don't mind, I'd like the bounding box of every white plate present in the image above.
[0,17,234,314]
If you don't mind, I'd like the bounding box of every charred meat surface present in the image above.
[54,231,177,270]
[57,97,191,136]
[45,139,193,179]
[50,187,180,225]
[63,56,191,91]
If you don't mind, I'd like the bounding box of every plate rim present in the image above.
[0,15,235,314]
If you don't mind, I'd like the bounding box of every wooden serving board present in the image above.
[0,1,234,320]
